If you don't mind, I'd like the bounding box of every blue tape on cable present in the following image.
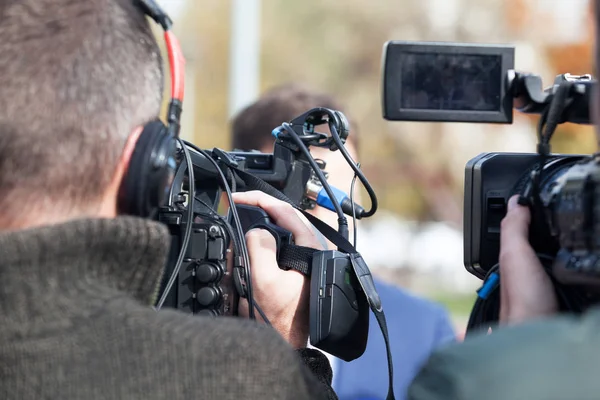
[477,272,499,300]
[316,186,348,212]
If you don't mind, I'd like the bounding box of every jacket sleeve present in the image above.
[406,350,468,400]
[296,348,338,400]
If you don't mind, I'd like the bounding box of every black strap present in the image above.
[301,212,394,400]
[279,243,315,276]
[231,165,396,400]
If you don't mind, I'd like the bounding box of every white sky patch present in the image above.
[529,0,589,44]
[155,0,187,20]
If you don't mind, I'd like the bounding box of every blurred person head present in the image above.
[231,83,361,241]
[0,0,163,230]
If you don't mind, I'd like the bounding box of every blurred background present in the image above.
[156,0,598,333]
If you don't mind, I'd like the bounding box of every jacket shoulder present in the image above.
[408,311,600,400]
[105,302,333,399]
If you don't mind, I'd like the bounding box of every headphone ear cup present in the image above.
[118,120,177,218]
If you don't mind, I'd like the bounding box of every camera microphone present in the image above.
[305,180,366,219]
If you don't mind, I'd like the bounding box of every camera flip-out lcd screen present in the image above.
[382,41,515,123]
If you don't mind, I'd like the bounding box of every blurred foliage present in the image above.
[432,292,477,318]
[166,0,598,223]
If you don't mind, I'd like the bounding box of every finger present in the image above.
[500,196,534,255]
[246,228,277,263]
[232,191,320,248]
[499,196,546,301]
[245,228,279,282]
[502,195,531,237]
[500,195,535,269]
[232,191,297,227]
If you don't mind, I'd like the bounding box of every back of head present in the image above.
[0,0,163,226]
[232,83,362,241]
[231,83,358,153]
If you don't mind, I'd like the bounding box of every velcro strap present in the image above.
[279,243,315,276]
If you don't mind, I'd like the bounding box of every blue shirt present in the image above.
[331,278,456,400]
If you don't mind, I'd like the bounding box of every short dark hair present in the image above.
[231,83,358,152]
[0,0,163,217]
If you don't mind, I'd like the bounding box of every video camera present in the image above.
[156,107,370,321]
[152,105,399,396]
[381,40,600,330]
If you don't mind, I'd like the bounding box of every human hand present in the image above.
[232,191,323,348]
[499,195,558,325]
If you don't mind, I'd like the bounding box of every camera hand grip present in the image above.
[230,204,293,260]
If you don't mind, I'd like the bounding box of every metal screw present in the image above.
[209,225,220,237]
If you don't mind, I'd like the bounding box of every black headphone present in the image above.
[118,0,186,218]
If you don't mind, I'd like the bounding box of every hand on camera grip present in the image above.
[499,195,558,325]
[232,191,323,348]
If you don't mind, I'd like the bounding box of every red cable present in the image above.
[165,31,185,102]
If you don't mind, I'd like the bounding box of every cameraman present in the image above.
[407,4,600,399]
[0,1,335,399]
[231,83,457,400]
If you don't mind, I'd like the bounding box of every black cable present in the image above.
[281,122,350,241]
[183,140,256,320]
[226,166,237,192]
[465,263,500,335]
[350,163,360,248]
[253,301,272,326]
[465,251,592,334]
[528,107,551,207]
[466,295,499,336]
[530,84,571,206]
[536,106,549,145]
[194,196,277,326]
[194,197,242,258]
[155,138,195,311]
[188,144,254,319]
[328,123,378,218]
[542,83,572,146]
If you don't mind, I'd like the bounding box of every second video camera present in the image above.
[382,40,600,312]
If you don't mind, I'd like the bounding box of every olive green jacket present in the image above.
[408,310,600,400]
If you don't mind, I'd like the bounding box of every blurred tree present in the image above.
[503,0,597,156]
[174,0,231,150]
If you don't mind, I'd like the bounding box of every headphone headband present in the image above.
[137,0,186,137]
[117,1,187,218]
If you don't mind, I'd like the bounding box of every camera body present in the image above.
[463,152,587,277]
[158,210,235,316]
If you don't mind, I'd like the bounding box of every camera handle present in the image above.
[507,70,594,125]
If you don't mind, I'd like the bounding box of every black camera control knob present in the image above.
[198,309,219,317]
[197,286,221,306]
[196,262,221,283]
